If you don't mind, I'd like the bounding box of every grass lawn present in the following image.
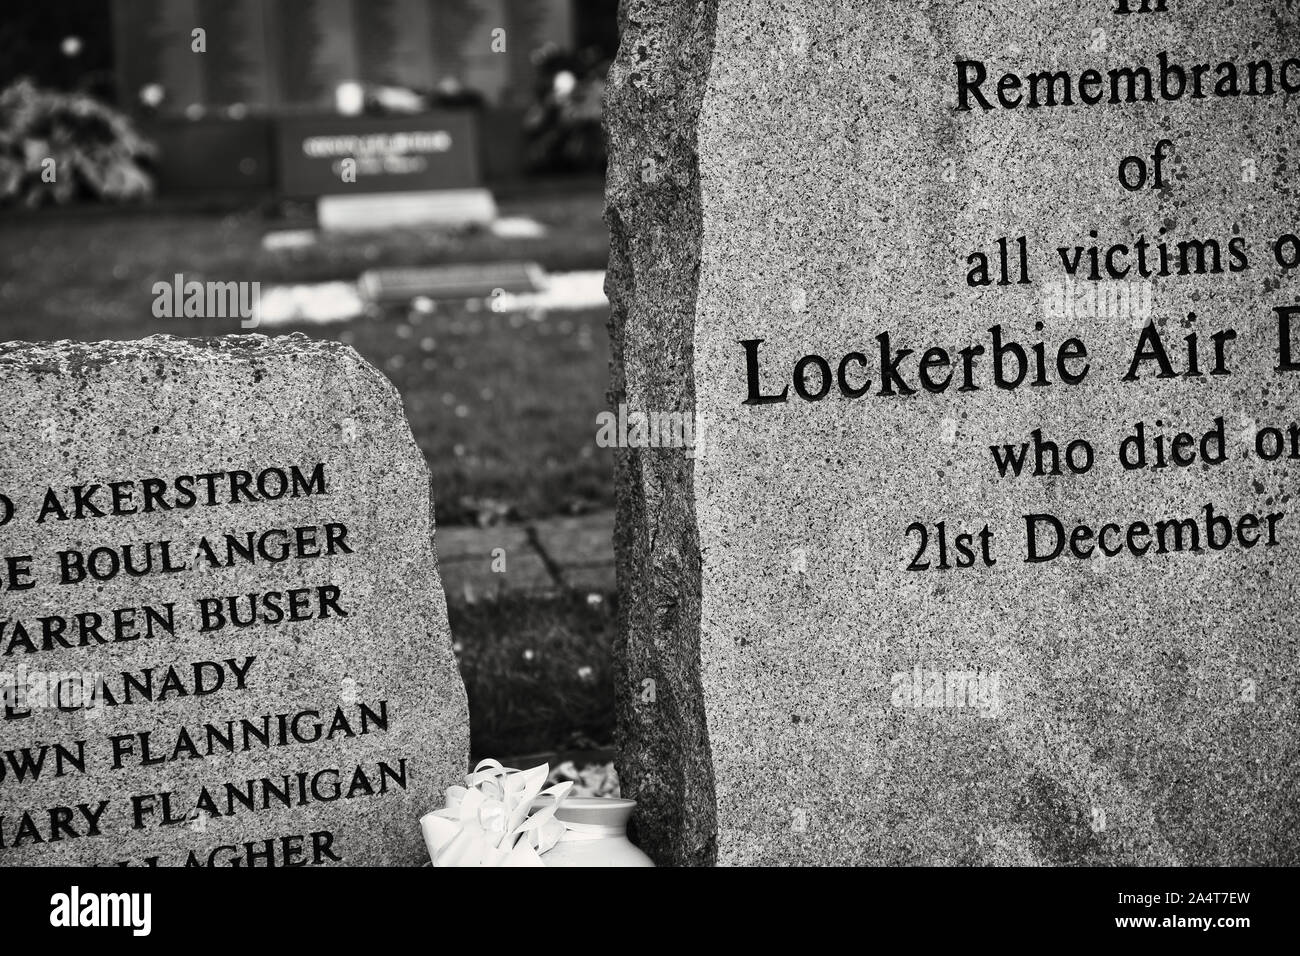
[0,190,608,339]
[0,191,615,525]
[352,302,614,525]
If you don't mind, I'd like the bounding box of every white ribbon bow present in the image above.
[420,759,575,867]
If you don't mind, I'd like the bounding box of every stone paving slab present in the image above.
[532,512,615,564]
[558,563,618,594]
[437,510,616,602]
[437,523,531,562]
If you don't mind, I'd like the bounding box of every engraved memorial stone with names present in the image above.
[0,336,468,866]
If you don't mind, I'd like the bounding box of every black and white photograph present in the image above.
[0,0,1293,939]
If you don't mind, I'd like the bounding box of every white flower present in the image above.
[420,760,573,867]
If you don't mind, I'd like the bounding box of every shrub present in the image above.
[0,78,155,207]
[523,49,608,175]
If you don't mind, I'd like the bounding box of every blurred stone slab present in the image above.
[318,188,497,233]
[557,563,617,595]
[489,217,548,239]
[437,524,533,562]
[607,1,1300,865]
[532,513,615,566]
[360,261,544,304]
[252,282,365,327]
[261,229,318,251]
[436,512,618,601]
[437,524,554,600]
[533,513,616,593]
[0,335,468,866]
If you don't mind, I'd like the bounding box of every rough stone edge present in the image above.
[604,0,720,866]
[0,333,412,458]
[0,334,382,412]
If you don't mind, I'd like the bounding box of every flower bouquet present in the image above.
[420,759,574,867]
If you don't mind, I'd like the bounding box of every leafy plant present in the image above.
[0,78,155,207]
[524,49,608,175]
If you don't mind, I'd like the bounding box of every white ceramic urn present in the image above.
[540,797,655,867]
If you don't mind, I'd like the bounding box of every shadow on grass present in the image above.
[449,591,615,762]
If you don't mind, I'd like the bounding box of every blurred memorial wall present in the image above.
[112,0,575,113]
[100,0,609,195]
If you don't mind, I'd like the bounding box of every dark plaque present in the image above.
[274,111,480,197]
